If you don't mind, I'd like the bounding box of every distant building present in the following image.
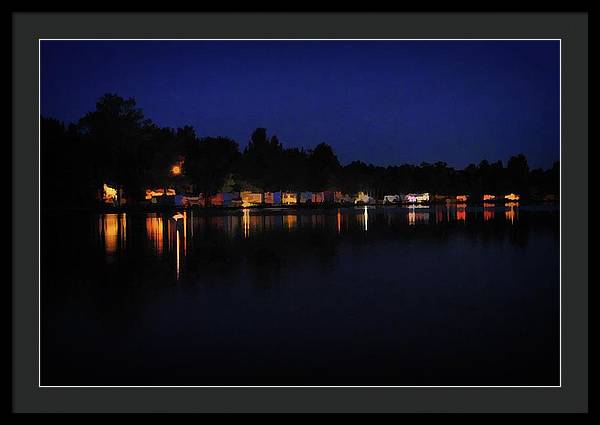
[222,192,238,207]
[145,188,176,200]
[183,195,203,207]
[404,193,430,203]
[282,192,297,205]
[210,192,224,206]
[383,194,400,204]
[264,191,282,205]
[323,191,336,203]
[355,192,375,205]
[299,192,313,204]
[103,183,118,205]
[311,192,325,203]
[241,191,263,207]
[338,193,353,204]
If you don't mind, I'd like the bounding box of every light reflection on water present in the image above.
[505,202,519,224]
[243,208,250,238]
[45,202,559,386]
[99,213,126,259]
[483,203,495,221]
[97,204,530,278]
[408,206,429,226]
[145,214,164,256]
[456,203,467,222]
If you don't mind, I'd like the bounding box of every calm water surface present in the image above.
[41,204,559,386]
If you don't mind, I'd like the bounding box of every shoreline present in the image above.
[42,200,560,215]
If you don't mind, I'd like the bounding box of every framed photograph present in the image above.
[12,12,588,413]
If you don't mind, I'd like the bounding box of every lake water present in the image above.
[41,204,560,386]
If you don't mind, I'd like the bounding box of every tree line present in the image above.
[41,93,559,208]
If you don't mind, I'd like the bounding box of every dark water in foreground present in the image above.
[41,204,559,386]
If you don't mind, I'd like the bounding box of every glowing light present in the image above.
[176,228,180,280]
[145,188,176,200]
[505,193,520,201]
[408,205,430,225]
[483,203,495,221]
[337,208,341,234]
[405,193,429,203]
[456,203,467,222]
[101,214,118,255]
[505,202,519,224]
[483,194,496,201]
[183,211,187,255]
[171,164,182,176]
[355,192,375,205]
[241,191,262,207]
[120,213,126,248]
[103,183,117,204]
[242,208,250,238]
[146,215,164,256]
[283,214,297,230]
[408,207,416,225]
[456,195,468,202]
[282,192,297,205]
[363,205,368,231]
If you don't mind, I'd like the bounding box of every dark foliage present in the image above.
[41,94,559,208]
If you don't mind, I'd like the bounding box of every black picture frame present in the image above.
[12,12,588,413]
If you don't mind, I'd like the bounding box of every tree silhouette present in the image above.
[186,136,240,204]
[308,143,341,191]
[41,93,560,209]
[77,94,150,203]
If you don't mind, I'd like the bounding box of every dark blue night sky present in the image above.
[40,40,560,169]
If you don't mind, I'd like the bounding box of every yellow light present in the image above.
[241,191,262,207]
[176,229,180,280]
[283,214,297,230]
[505,202,519,224]
[146,188,176,200]
[103,183,117,203]
[171,164,181,176]
[505,193,520,201]
[146,215,164,256]
[282,192,297,205]
[243,208,250,238]
[101,214,119,255]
